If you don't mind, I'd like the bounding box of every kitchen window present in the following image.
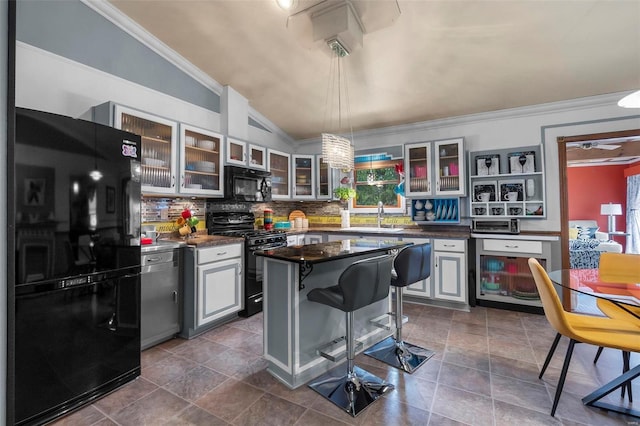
[352,159,405,213]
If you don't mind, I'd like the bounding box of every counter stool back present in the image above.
[307,254,395,417]
[364,243,435,373]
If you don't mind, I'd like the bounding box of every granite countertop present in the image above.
[255,239,411,265]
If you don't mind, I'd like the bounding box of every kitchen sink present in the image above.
[341,227,405,233]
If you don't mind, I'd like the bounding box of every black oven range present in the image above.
[206,211,287,317]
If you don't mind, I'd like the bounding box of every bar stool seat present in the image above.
[307,254,395,417]
[364,243,435,373]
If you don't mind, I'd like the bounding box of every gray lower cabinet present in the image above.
[181,243,243,338]
[399,237,432,298]
[433,239,467,304]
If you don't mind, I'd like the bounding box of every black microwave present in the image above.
[224,166,272,202]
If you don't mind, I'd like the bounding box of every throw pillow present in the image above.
[568,228,579,239]
[576,226,599,240]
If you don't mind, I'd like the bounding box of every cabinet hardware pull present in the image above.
[171,175,175,187]
[217,251,227,255]
[254,297,263,303]
[147,256,162,262]
[443,244,455,247]
[172,291,178,303]
[505,245,519,248]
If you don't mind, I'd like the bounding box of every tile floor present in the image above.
[52,305,638,425]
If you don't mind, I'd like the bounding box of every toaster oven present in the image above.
[472,218,520,234]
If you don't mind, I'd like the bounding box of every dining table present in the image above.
[548,268,640,418]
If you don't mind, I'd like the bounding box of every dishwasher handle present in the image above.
[142,260,179,274]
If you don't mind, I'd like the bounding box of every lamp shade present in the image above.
[322,133,354,171]
[600,203,622,215]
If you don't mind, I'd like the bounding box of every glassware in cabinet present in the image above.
[117,107,178,194]
[180,124,223,196]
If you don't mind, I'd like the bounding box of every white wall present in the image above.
[297,94,640,232]
[15,42,293,153]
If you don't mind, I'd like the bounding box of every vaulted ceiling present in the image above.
[109,0,640,141]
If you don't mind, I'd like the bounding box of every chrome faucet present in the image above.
[377,201,385,228]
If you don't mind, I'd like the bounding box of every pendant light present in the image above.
[321,39,354,172]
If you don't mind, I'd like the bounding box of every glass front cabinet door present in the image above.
[404,138,465,198]
[115,106,178,194]
[248,144,266,170]
[434,138,465,196]
[292,154,315,199]
[268,149,291,199]
[179,124,224,196]
[316,155,333,199]
[404,142,432,197]
[226,138,247,166]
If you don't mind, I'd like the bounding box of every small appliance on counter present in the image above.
[471,218,520,234]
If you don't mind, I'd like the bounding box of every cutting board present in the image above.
[288,210,306,221]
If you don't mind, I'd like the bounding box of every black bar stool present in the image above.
[364,243,435,373]
[307,254,395,417]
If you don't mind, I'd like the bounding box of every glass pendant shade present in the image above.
[322,133,354,171]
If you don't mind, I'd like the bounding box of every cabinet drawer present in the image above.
[197,244,242,264]
[433,239,465,252]
[482,239,542,255]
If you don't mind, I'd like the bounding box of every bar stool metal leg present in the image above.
[364,287,434,373]
[308,311,394,417]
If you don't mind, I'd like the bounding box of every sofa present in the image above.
[568,220,623,269]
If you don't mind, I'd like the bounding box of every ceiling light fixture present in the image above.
[276,0,296,11]
[618,89,640,108]
[321,38,354,171]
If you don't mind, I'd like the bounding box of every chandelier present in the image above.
[321,39,354,171]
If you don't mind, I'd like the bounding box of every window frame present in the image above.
[351,159,405,213]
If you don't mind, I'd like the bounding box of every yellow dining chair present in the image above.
[592,252,640,401]
[528,258,640,416]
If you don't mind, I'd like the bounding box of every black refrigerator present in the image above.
[9,108,142,425]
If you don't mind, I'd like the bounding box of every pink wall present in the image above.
[567,164,628,236]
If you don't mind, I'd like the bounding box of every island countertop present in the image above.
[254,239,411,265]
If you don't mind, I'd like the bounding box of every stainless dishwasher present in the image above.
[141,243,182,350]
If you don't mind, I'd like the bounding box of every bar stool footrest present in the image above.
[369,313,408,330]
[317,337,363,362]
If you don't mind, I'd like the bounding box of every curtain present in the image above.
[626,174,640,254]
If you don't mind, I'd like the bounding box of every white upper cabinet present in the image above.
[292,154,316,199]
[405,138,465,198]
[316,155,334,200]
[268,149,291,199]
[179,123,224,197]
[115,105,179,195]
[248,144,267,170]
[226,138,247,166]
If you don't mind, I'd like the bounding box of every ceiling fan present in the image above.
[566,141,621,150]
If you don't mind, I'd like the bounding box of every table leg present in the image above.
[582,364,640,418]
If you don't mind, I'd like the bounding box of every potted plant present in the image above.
[334,186,356,202]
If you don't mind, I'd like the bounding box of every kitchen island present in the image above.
[255,238,411,389]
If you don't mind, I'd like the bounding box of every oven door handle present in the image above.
[253,242,287,251]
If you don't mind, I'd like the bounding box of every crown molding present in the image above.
[296,91,634,147]
[82,0,223,95]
